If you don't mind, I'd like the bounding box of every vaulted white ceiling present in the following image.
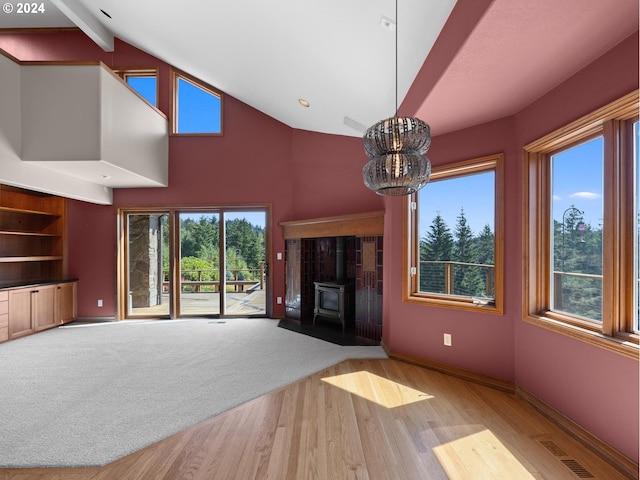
[1,0,638,138]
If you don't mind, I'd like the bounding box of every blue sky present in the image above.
[552,136,603,229]
[417,135,608,239]
[126,76,156,106]
[176,78,221,134]
[418,171,494,237]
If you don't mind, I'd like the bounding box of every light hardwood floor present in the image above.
[0,359,634,480]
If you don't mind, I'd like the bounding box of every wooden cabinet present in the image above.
[0,185,76,342]
[7,287,32,339]
[32,285,57,332]
[55,281,76,325]
[0,185,65,285]
[11,285,57,336]
[6,281,76,340]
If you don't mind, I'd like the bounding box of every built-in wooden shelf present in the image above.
[0,206,60,217]
[0,256,63,263]
[0,184,67,285]
[0,230,58,237]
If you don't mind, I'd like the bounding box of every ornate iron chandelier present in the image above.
[362,0,431,196]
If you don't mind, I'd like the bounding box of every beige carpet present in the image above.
[0,318,386,468]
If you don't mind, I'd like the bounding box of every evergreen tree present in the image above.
[225,218,265,272]
[453,208,474,262]
[420,213,453,293]
[180,216,219,260]
[473,223,495,298]
[453,208,484,296]
[552,206,603,321]
[179,218,198,258]
[475,224,494,265]
[195,215,218,251]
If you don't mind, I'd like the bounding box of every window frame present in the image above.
[112,68,159,108]
[170,68,223,136]
[523,90,639,359]
[404,153,505,314]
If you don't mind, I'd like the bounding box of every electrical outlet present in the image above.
[277,252,283,260]
[276,296,283,304]
[97,299,103,307]
[443,333,452,346]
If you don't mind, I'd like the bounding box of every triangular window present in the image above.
[172,70,222,135]
[113,68,158,107]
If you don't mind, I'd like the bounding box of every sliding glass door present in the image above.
[120,207,268,319]
[222,211,267,316]
[178,212,221,316]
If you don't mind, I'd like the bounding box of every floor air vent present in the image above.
[538,439,595,478]
[560,459,595,478]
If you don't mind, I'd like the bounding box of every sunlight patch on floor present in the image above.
[321,370,434,408]
[433,428,536,480]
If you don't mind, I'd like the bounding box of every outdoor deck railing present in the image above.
[162,262,265,292]
[419,260,612,315]
[418,260,495,298]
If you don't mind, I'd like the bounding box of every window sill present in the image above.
[169,132,223,137]
[524,314,639,360]
[405,294,503,315]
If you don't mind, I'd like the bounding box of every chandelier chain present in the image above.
[361,0,432,196]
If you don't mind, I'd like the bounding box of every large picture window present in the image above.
[405,154,504,313]
[523,91,639,357]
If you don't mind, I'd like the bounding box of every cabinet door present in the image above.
[8,288,32,339]
[0,290,8,342]
[55,282,76,325]
[33,285,56,332]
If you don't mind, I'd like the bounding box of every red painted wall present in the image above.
[384,32,639,461]
[290,130,384,219]
[67,200,116,317]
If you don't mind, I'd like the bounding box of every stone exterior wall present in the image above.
[129,215,162,308]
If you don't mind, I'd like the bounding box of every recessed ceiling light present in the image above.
[298,99,310,108]
[100,9,112,19]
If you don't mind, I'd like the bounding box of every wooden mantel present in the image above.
[280,211,384,239]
